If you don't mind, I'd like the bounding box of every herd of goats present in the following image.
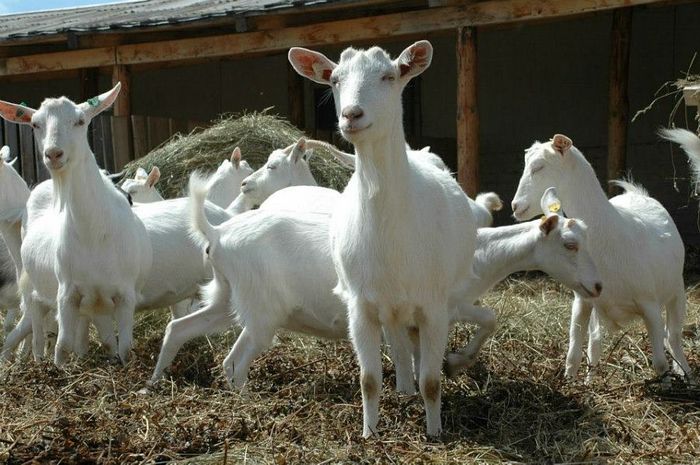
[0,40,698,437]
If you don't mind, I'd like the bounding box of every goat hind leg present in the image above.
[418,305,449,437]
[445,303,496,377]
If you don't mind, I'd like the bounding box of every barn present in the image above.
[0,0,698,239]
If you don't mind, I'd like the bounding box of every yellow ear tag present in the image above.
[548,201,561,214]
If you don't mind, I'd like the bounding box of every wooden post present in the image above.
[607,7,632,195]
[111,65,133,168]
[456,26,479,198]
[288,61,305,129]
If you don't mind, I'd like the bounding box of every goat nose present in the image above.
[594,282,603,295]
[341,105,364,121]
[44,148,64,161]
[241,180,248,187]
[511,201,519,212]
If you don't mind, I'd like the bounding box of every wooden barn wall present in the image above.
[0,3,698,241]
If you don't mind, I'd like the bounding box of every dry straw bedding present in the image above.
[1,277,699,464]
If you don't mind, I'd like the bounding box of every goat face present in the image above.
[511,135,573,222]
[240,139,307,205]
[535,215,602,299]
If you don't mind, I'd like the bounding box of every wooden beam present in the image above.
[288,61,305,129]
[0,0,667,77]
[79,68,99,102]
[456,27,479,198]
[112,65,133,165]
[607,7,632,195]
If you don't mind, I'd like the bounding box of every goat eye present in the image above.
[267,165,276,170]
[382,74,395,82]
[531,164,543,174]
[564,243,579,252]
[330,77,339,87]
[31,122,40,130]
[75,119,85,127]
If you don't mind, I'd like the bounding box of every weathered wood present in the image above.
[112,65,131,117]
[147,116,171,151]
[111,116,132,170]
[18,125,36,185]
[0,0,665,77]
[456,27,479,198]
[607,7,632,195]
[288,61,305,129]
[131,115,149,159]
[79,68,99,102]
[169,118,189,138]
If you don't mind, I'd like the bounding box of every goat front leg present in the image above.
[349,299,383,438]
[55,285,79,366]
[418,304,449,437]
[445,303,496,377]
[565,295,592,380]
[639,301,670,378]
[1,309,32,361]
[92,314,117,357]
[585,308,603,383]
[114,292,137,364]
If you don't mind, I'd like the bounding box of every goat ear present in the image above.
[0,146,10,162]
[551,134,572,155]
[135,167,148,179]
[0,100,35,125]
[79,82,121,120]
[230,147,242,169]
[540,187,563,217]
[540,214,559,236]
[288,48,337,85]
[146,166,160,188]
[396,40,433,79]
[290,137,307,163]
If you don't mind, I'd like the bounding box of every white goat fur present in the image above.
[121,166,164,203]
[289,41,477,437]
[0,85,152,365]
[659,128,700,187]
[304,138,501,227]
[152,180,600,406]
[206,148,254,208]
[227,139,316,214]
[511,134,690,381]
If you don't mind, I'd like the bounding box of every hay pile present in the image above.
[122,112,352,198]
[1,276,699,464]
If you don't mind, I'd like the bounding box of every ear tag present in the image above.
[16,102,28,118]
[548,201,561,214]
[87,97,100,107]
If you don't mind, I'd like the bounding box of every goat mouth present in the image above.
[341,123,372,135]
[512,205,530,221]
[241,186,253,194]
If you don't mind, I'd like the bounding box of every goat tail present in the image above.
[474,192,503,213]
[188,172,219,250]
[609,179,649,197]
[659,127,700,173]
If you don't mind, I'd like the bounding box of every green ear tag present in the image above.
[15,101,28,118]
[87,97,100,107]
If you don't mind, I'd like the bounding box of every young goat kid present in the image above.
[121,166,163,203]
[0,84,152,365]
[290,41,477,437]
[511,134,691,382]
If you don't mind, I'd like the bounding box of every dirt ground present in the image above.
[1,275,699,464]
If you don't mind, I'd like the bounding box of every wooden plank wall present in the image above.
[0,114,202,185]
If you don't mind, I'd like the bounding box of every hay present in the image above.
[1,276,699,464]
[122,111,352,199]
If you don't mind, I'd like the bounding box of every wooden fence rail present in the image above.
[0,114,206,185]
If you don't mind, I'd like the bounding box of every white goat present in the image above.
[445,187,602,375]
[152,182,600,400]
[511,134,691,381]
[227,138,316,214]
[304,138,502,227]
[659,128,700,186]
[206,148,254,208]
[121,166,163,203]
[0,146,29,336]
[290,41,477,437]
[0,84,152,365]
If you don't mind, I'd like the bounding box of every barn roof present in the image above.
[0,0,341,41]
